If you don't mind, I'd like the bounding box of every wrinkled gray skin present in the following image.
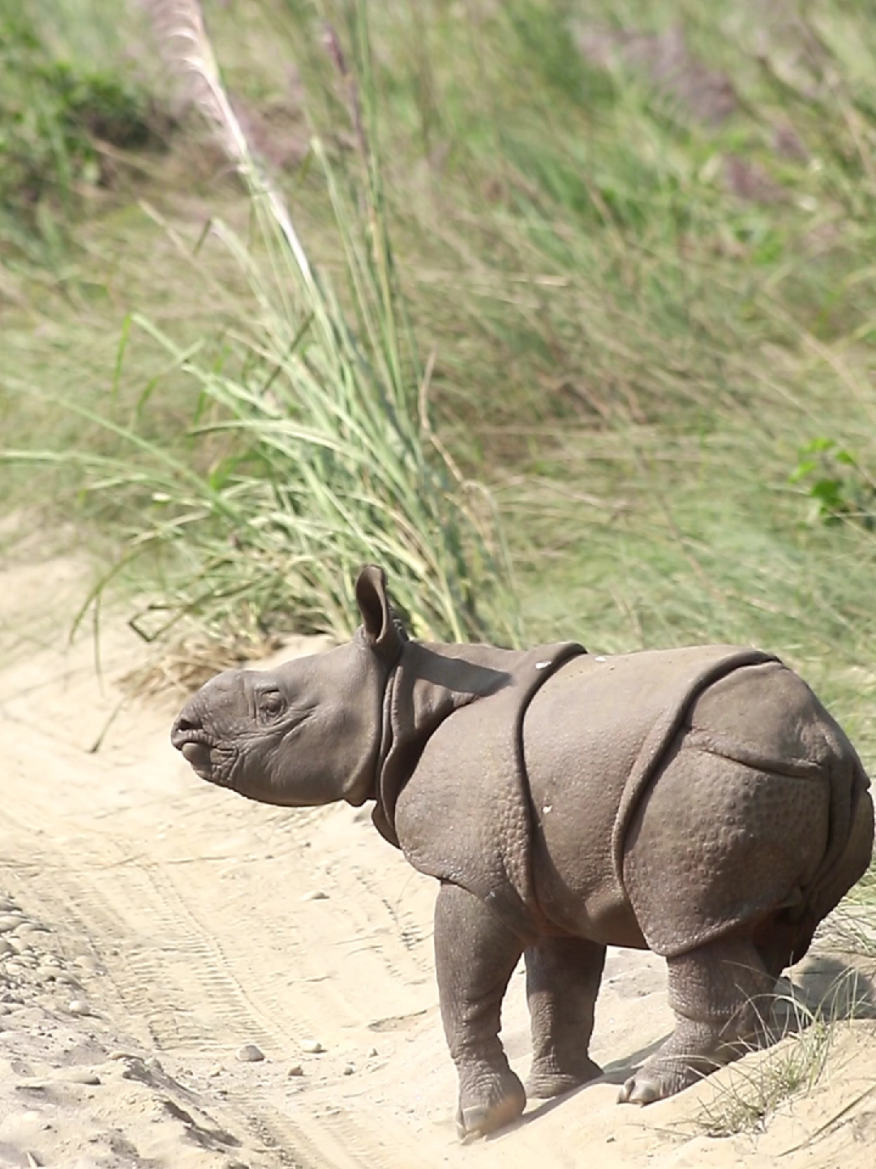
[172,566,874,1139]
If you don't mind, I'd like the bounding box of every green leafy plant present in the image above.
[789,438,876,529]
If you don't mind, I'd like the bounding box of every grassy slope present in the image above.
[2,0,876,760]
[365,0,876,757]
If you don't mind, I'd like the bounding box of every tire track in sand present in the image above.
[1,688,448,1169]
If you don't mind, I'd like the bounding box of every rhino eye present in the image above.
[257,690,285,720]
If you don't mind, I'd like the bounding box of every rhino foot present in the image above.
[617,1064,696,1105]
[617,936,777,1106]
[617,1013,755,1105]
[617,1019,740,1106]
[456,1067,526,1140]
[526,1056,602,1100]
[618,1075,657,1105]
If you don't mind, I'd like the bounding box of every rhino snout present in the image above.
[170,706,209,774]
[171,703,234,787]
[171,705,204,750]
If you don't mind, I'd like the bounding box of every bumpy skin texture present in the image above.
[171,565,875,1139]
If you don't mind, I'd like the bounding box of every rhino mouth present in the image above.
[173,732,237,789]
[180,739,213,777]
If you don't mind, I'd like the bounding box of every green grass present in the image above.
[1,0,876,787]
[0,0,171,260]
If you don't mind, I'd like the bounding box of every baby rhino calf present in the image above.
[172,565,874,1138]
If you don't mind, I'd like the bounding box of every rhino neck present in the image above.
[371,640,582,847]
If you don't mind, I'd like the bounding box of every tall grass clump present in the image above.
[3,0,517,650]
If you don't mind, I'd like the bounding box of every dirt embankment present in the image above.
[1,549,875,1169]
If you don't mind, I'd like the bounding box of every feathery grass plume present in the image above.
[148,0,315,288]
[3,0,519,655]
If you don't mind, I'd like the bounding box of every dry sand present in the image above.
[1,545,874,1168]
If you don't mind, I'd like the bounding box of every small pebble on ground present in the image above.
[236,1043,265,1062]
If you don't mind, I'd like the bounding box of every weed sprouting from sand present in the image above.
[695,971,867,1139]
[819,885,876,960]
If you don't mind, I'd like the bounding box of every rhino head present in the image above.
[170,565,404,807]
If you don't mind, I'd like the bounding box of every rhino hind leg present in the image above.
[525,936,606,1098]
[433,882,526,1139]
[619,934,775,1105]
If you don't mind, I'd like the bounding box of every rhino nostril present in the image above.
[171,709,203,747]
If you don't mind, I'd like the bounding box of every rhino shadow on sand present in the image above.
[171,565,874,1139]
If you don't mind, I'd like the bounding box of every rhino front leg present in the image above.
[525,936,605,1098]
[619,935,774,1104]
[434,882,526,1139]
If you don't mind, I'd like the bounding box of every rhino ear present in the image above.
[355,565,405,660]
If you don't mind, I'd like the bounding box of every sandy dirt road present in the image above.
[1,547,875,1168]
